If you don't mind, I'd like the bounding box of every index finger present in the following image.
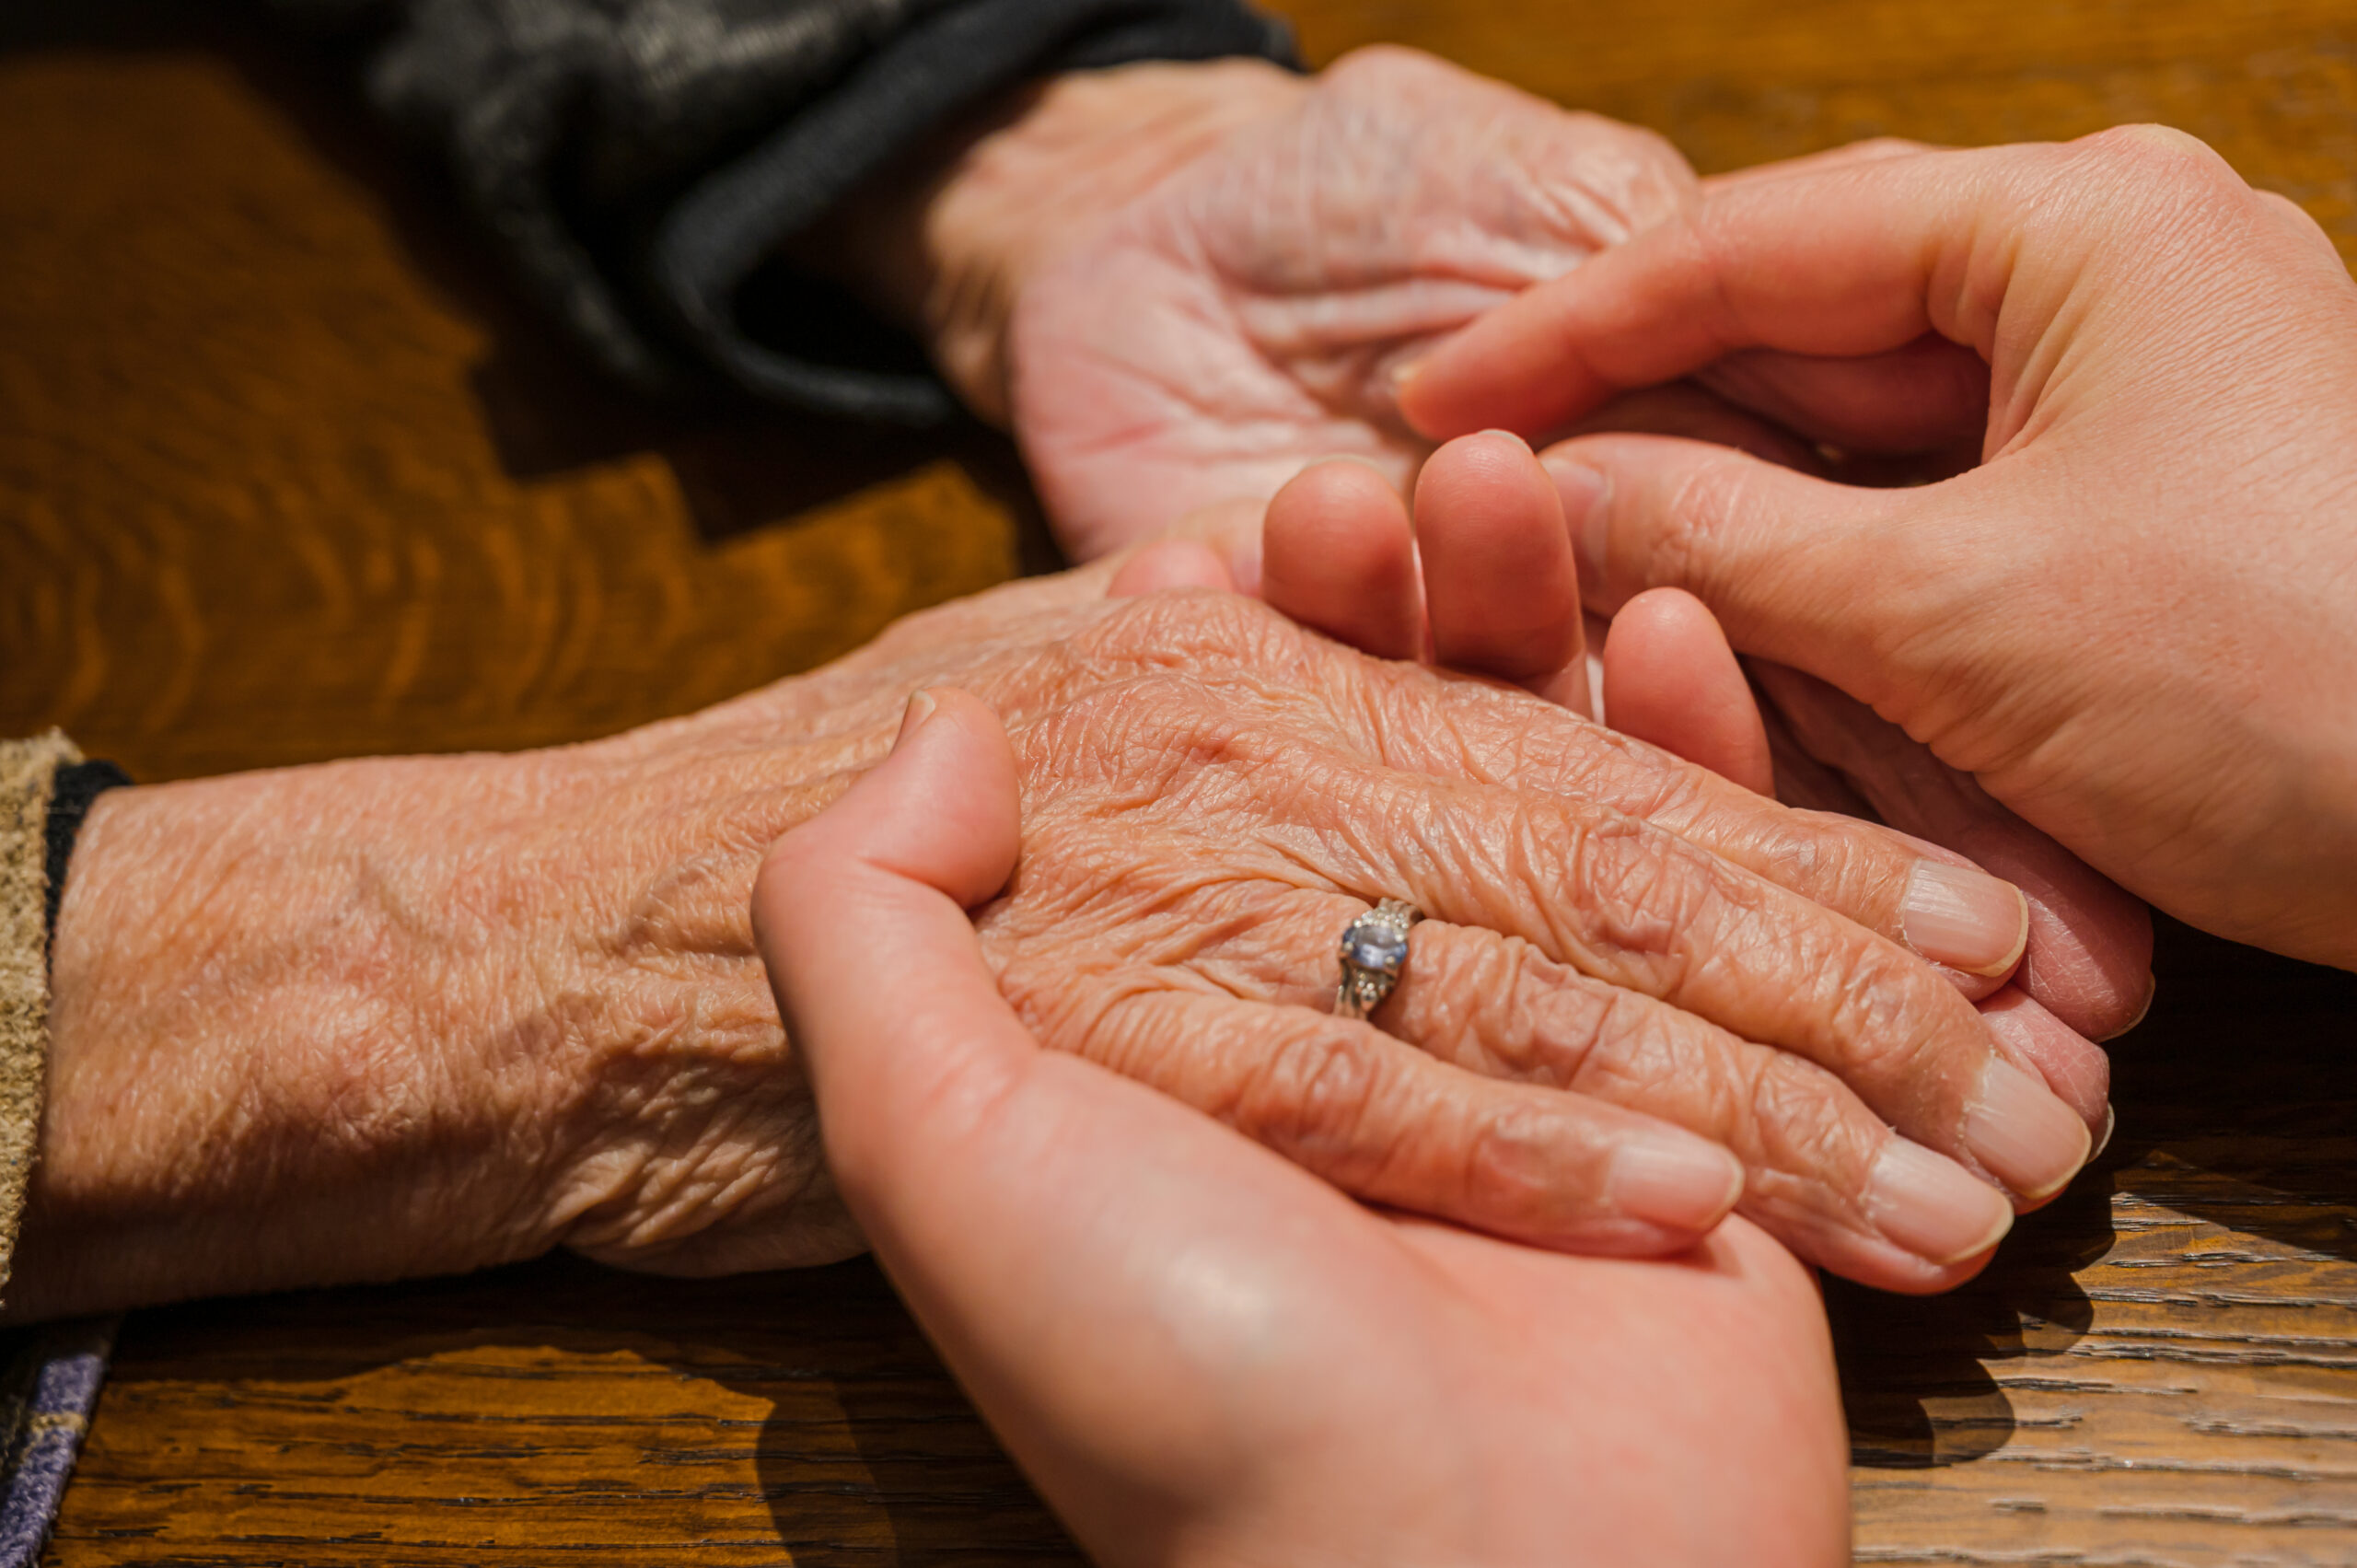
[1397,142,2031,439]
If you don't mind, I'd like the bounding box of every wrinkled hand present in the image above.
[1006,46,1697,558]
[1400,128,2357,970]
[37,551,2087,1317]
[754,690,1851,1568]
[1132,434,2133,1109]
[1202,427,2157,1051]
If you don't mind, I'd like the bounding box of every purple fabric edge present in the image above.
[0,1318,118,1568]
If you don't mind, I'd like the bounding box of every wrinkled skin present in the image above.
[1218,429,2155,1055]
[832,44,2145,1037]
[756,691,1850,1568]
[1010,46,1697,559]
[988,60,2152,1040]
[37,552,2083,1318]
[1133,436,2131,1131]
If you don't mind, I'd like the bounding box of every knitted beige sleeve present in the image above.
[0,733,78,1298]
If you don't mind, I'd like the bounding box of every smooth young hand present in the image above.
[1399,129,2357,970]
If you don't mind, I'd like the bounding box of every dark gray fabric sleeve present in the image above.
[272,0,1299,424]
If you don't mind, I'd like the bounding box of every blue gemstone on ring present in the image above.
[1342,921,1410,973]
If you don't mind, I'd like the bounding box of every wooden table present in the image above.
[6,0,2357,1561]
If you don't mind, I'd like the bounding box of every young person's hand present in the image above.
[1399,129,2357,970]
[753,687,1852,1568]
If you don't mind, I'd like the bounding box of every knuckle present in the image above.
[1240,1024,1388,1173]
[2258,188,2316,223]
[1554,982,1695,1100]
[2081,122,2229,177]
[1847,135,1934,160]
[1744,819,1843,909]
[1648,450,1763,594]
[1565,815,1728,979]
[1620,749,1713,840]
[1816,944,1961,1092]
[1746,812,1909,937]
[2066,125,2247,221]
[1463,1103,1573,1221]
[1607,119,1689,175]
[1550,114,1695,210]
[1075,589,1308,684]
[1500,802,1601,949]
[2258,188,2336,248]
[1417,931,1574,1078]
[1323,43,1461,98]
[1744,1052,1882,1201]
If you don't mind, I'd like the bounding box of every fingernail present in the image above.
[894,688,938,750]
[1864,1138,2014,1264]
[1475,427,1535,453]
[1387,356,1426,401]
[1902,862,2029,977]
[1609,1137,1745,1232]
[1540,456,1609,577]
[1962,1055,2094,1202]
[2092,1103,2116,1162]
[2098,975,2157,1043]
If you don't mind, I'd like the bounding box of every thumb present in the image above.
[1540,433,1917,700]
[753,685,1411,1560]
[753,687,1033,1221]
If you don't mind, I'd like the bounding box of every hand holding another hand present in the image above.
[1399,128,2357,970]
[32,515,2096,1317]
[754,688,1852,1568]
[842,46,2160,1038]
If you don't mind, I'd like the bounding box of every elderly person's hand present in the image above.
[753,688,1851,1568]
[1213,428,2156,1051]
[817,46,1697,560]
[30,545,2092,1318]
[1396,128,2357,972]
[1137,433,2129,1124]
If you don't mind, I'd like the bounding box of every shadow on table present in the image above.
[1832,916,2357,1469]
[2102,918,2357,1262]
[1829,1171,2107,1469]
[107,1254,1075,1563]
[87,934,2357,1536]
[0,0,1065,580]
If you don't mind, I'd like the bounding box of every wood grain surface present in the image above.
[4,0,2357,1562]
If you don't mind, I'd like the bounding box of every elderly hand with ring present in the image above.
[25,445,2098,1320]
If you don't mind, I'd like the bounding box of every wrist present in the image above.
[802,58,1306,424]
[16,715,864,1318]
[19,764,483,1318]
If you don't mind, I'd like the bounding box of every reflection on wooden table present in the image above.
[4,0,2357,1562]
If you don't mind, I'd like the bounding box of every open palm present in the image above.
[1008,46,1697,560]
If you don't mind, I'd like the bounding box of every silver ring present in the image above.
[1334,899,1423,1020]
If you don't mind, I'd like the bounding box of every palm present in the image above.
[991,1086,1853,1564]
[1008,47,1697,561]
[768,689,1854,1567]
